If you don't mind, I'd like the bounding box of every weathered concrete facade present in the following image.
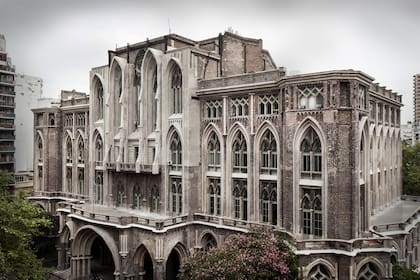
[30,32,409,280]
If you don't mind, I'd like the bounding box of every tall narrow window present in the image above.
[260,130,277,175]
[37,138,43,162]
[208,132,221,171]
[170,132,182,171]
[171,64,182,114]
[96,80,104,120]
[300,189,322,238]
[133,185,141,210]
[152,67,158,130]
[95,136,103,165]
[232,132,247,173]
[170,178,182,214]
[300,127,322,179]
[78,169,84,195]
[151,185,160,212]
[66,138,72,164]
[78,138,84,164]
[117,183,124,207]
[208,178,221,215]
[94,171,103,204]
[260,181,277,225]
[232,180,247,221]
[66,167,72,193]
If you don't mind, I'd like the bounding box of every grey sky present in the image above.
[1,0,419,123]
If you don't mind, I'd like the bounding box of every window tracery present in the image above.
[208,132,221,171]
[258,95,279,115]
[232,132,247,173]
[260,130,277,175]
[205,100,223,119]
[230,97,249,117]
[298,85,323,109]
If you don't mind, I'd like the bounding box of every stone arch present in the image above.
[71,225,120,278]
[133,244,154,280]
[304,258,337,279]
[32,201,46,210]
[292,117,328,237]
[354,257,386,279]
[165,242,188,280]
[57,224,72,270]
[200,231,218,251]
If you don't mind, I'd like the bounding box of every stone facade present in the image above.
[30,32,408,280]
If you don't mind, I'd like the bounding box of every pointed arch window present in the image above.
[66,138,72,164]
[94,171,103,204]
[117,183,125,207]
[357,263,380,280]
[77,138,84,164]
[233,180,247,221]
[151,185,160,212]
[66,167,72,193]
[152,66,158,130]
[133,185,142,210]
[96,80,104,120]
[78,168,84,195]
[37,138,43,163]
[301,127,322,179]
[208,178,221,215]
[170,132,182,171]
[171,64,182,114]
[232,132,247,173]
[301,189,322,238]
[260,130,277,175]
[260,181,277,225]
[308,264,332,280]
[208,132,221,171]
[95,136,103,165]
[171,178,182,214]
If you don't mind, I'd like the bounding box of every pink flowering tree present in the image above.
[180,227,298,280]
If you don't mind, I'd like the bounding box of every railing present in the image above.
[120,162,135,171]
[69,204,189,230]
[295,236,393,252]
[31,191,89,201]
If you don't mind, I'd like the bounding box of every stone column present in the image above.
[56,246,64,270]
[154,260,165,280]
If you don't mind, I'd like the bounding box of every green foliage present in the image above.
[0,170,52,279]
[402,142,420,195]
[393,265,420,280]
[180,227,298,280]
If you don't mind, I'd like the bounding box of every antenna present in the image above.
[168,18,171,34]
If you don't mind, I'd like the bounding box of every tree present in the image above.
[0,170,52,279]
[402,142,420,195]
[180,227,298,280]
[393,265,420,280]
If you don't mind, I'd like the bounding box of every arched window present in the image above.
[201,233,217,252]
[66,167,72,193]
[300,191,322,238]
[66,137,72,164]
[95,136,103,164]
[133,185,142,210]
[260,181,277,225]
[77,138,84,164]
[112,63,122,128]
[307,264,332,280]
[170,132,182,171]
[152,66,158,130]
[357,262,380,280]
[171,64,182,114]
[301,127,322,179]
[232,180,247,221]
[96,80,104,120]
[78,169,84,195]
[171,178,182,214]
[37,138,43,162]
[94,171,103,204]
[151,185,160,212]
[260,130,277,175]
[208,132,221,171]
[117,183,125,207]
[232,132,247,173]
[208,178,221,215]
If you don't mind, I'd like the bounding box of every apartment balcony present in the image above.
[0,146,15,152]
[0,80,15,86]
[0,112,15,119]
[0,102,15,108]
[0,135,15,141]
[0,123,15,130]
[0,91,15,97]
[0,156,14,164]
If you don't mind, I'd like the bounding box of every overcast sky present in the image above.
[1,0,419,123]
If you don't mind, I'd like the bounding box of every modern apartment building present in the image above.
[0,34,16,180]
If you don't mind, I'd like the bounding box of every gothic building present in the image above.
[31,32,413,280]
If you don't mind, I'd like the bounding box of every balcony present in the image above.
[0,146,15,152]
[61,203,189,231]
[0,91,15,96]
[0,102,15,108]
[0,112,15,119]
[0,135,15,141]
[0,123,14,130]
